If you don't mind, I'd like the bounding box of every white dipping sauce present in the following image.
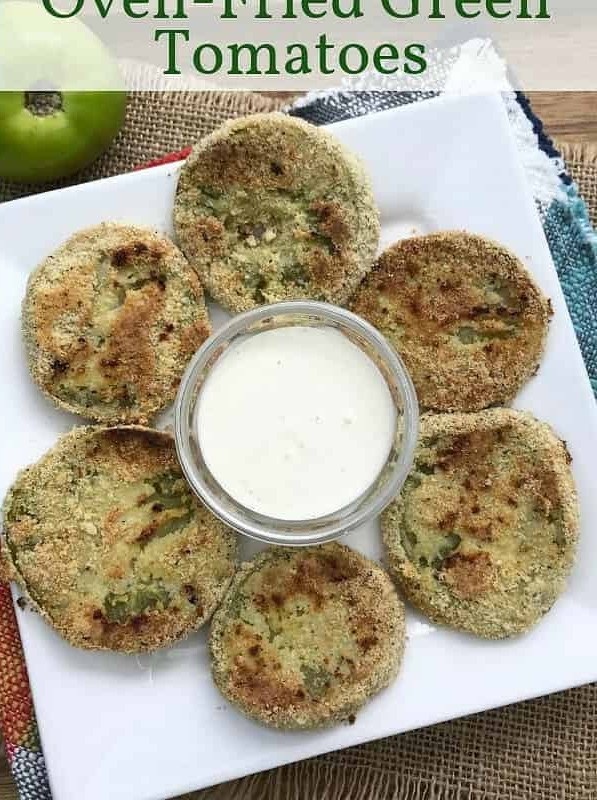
[196,326,396,521]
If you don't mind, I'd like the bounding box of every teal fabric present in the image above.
[543,186,597,394]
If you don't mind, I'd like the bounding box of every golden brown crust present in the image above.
[22,223,211,424]
[382,409,579,639]
[2,426,238,653]
[349,232,552,412]
[174,114,380,313]
[209,544,405,729]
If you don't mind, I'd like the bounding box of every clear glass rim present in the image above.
[174,301,419,546]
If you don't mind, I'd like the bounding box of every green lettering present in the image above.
[221,0,241,18]
[486,0,510,16]
[518,0,549,18]
[93,0,116,18]
[373,43,400,75]
[285,43,312,75]
[154,28,189,75]
[155,0,187,18]
[339,43,368,75]
[222,0,272,20]
[193,43,224,74]
[333,0,363,18]
[41,0,84,16]
[301,0,326,18]
[123,0,148,18]
[404,42,427,75]
[380,0,418,19]
[281,0,297,18]
[315,32,335,75]
[228,42,279,74]
[429,0,445,17]
[455,0,481,18]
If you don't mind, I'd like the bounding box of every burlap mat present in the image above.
[1,94,596,800]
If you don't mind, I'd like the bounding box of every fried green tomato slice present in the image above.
[209,544,405,729]
[1,427,238,652]
[349,232,552,412]
[22,223,211,425]
[382,409,579,639]
[174,113,380,313]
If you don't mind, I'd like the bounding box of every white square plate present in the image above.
[1,94,597,800]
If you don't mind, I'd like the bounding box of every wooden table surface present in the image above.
[1,90,595,800]
[527,93,597,146]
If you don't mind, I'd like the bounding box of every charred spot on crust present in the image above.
[357,636,378,653]
[101,428,167,451]
[183,584,199,606]
[111,242,148,267]
[159,323,175,342]
[136,522,158,544]
[562,440,573,465]
[131,614,148,632]
[195,216,225,254]
[51,358,69,375]
[438,511,458,532]
[243,674,299,712]
[440,551,494,600]
[99,357,120,368]
[311,200,349,251]
[468,524,494,543]
[110,241,167,268]
[249,551,359,615]
[319,552,358,583]
[305,250,343,290]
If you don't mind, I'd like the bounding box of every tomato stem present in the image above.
[25,91,63,117]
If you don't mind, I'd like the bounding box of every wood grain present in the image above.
[0,90,594,800]
[526,93,597,146]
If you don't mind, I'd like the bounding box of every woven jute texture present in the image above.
[561,142,597,221]
[0,97,596,800]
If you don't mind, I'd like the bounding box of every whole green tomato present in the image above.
[0,91,127,183]
[0,2,127,183]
